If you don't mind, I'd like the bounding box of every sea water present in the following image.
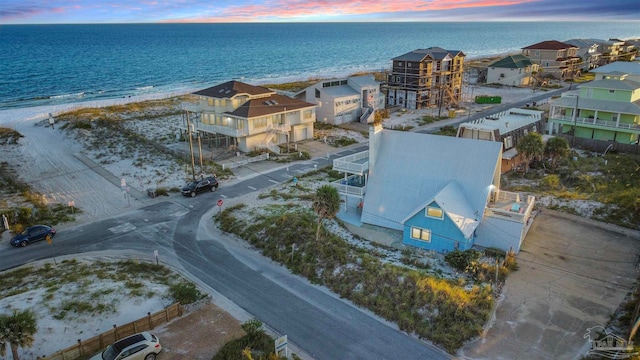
[1,22,638,110]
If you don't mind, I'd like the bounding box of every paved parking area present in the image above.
[461,210,640,360]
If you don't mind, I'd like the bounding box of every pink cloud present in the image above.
[169,0,534,22]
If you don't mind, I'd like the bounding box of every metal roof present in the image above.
[588,79,640,91]
[551,95,640,115]
[459,108,544,136]
[361,130,501,231]
[592,61,640,76]
[488,55,533,69]
[402,181,480,238]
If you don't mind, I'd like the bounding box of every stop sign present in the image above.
[217,199,223,207]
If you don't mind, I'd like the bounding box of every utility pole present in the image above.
[572,95,579,146]
[186,111,197,181]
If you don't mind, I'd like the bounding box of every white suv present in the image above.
[90,332,161,360]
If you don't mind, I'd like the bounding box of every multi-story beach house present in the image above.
[182,81,317,154]
[457,108,545,173]
[521,40,581,80]
[547,62,640,145]
[330,124,535,254]
[485,54,539,87]
[385,47,465,110]
[563,39,602,71]
[295,75,385,125]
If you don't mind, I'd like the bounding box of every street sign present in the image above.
[46,234,52,245]
[275,335,288,358]
[121,178,126,187]
[217,199,223,207]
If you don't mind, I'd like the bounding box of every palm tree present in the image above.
[516,132,544,173]
[0,309,37,360]
[544,136,570,171]
[312,185,340,242]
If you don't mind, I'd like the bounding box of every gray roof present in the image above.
[402,181,480,238]
[588,79,640,91]
[564,39,599,48]
[348,75,380,89]
[322,86,359,97]
[592,61,640,76]
[392,47,465,62]
[361,131,501,232]
[551,95,640,116]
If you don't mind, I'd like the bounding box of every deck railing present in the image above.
[333,150,369,175]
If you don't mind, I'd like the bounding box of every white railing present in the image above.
[330,178,366,197]
[496,190,520,203]
[270,123,291,132]
[551,116,640,130]
[197,123,249,137]
[181,103,201,112]
[333,150,369,175]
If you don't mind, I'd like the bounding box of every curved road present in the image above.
[1,87,568,358]
[0,148,449,360]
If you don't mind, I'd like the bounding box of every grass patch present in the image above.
[216,206,494,354]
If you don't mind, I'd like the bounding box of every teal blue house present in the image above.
[332,124,537,254]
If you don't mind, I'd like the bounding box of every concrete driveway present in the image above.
[461,210,640,360]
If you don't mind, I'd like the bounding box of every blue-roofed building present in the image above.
[331,124,536,253]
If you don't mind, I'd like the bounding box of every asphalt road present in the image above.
[0,144,450,360]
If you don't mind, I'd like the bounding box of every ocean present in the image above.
[1,22,639,110]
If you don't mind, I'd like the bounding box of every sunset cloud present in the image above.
[1,0,638,24]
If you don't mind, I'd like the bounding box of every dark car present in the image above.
[11,225,56,247]
[181,176,219,197]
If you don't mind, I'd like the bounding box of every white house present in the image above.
[486,55,539,86]
[295,75,384,125]
[182,81,317,154]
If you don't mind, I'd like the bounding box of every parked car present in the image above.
[181,176,219,197]
[90,331,161,360]
[10,225,56,247]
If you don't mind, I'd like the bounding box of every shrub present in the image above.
[444,249,480,272]
[167,282,204,304]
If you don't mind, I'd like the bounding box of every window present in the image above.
[411,227,431,242]
[398,61,403,67]
[315,89,321,98]
[426,206,443,219]
[609,89,615,94]
[253,118,267,128]
[504,136,513,149]
[303,110,313,119]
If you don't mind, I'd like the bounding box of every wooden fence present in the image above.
[42,303,182,360]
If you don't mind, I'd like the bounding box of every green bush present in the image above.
[213,319,277,360]
[444,249,480,272]
[168,282,204,304]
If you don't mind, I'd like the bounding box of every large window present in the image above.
[253,118,267,128]
[411,227,431,242]
[426,206,443,219]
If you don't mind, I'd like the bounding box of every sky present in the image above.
[1,0,639,24]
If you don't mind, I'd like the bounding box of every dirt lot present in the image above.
[153,302,245,360]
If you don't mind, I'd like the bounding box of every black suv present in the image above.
[181,176,219,197]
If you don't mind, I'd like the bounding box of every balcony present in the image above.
[330,175,366,198]
[551,116,640,132]
[485,191,535,224]
[194,123,249,137]
[333,150,369,175]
